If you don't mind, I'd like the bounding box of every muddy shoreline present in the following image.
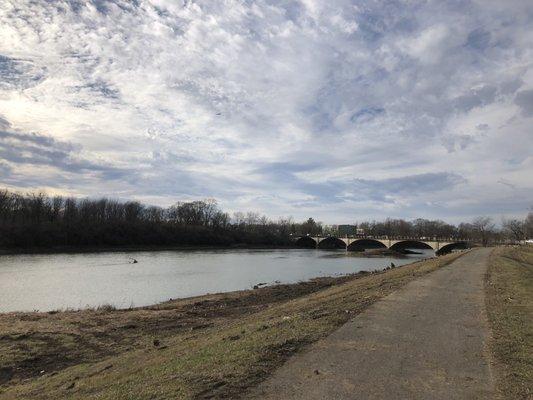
[0,273,361,386]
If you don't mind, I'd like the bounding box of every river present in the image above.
[0,248,434,312]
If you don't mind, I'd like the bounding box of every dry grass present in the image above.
[0,252,466,400]
[486,246,533,400]
[0,276,356,387]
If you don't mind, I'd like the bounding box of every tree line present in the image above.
[293,215,533,246]
[0,190,292,248]
[0,188,531,249]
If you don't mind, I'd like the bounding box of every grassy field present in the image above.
[0,252,465,400]
[486,246,533,400]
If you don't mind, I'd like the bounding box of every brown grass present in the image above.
[486,246,533,400]
[0,251,466,400]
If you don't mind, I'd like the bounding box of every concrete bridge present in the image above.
[294,236,469,254]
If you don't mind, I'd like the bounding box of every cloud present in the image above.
[350,173,467,202]
[0,161,11,176]
[515,89,533,117]
[0,0,531,221]
[350,107,386,124]
[0,54,46,90]
[0,121,134,184]
[465,28,491,51]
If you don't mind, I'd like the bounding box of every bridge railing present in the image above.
[292,234,468,242]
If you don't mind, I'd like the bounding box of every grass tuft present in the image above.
[96,304,117,312]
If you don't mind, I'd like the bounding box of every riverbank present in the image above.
[486,245,532,399]
[0,243,299,256]
[0,245,427,257]
[0,251,466,399]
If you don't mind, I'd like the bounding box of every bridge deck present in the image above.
[294,236,468,251]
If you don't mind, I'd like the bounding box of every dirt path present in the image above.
[249,248,495,400]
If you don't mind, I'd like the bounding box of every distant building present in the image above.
[338,224,357,237]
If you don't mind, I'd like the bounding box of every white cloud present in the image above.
[398,24,450,64]
[0,0,532,222]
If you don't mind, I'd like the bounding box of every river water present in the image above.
[0,248,434,312]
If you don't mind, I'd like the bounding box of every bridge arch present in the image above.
[317,236,346,249]
[436,241,469,255]
[295,236,317,248]
[390,240,434,252]
[347,239,387,252]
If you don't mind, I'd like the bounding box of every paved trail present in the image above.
[250,248,495,400]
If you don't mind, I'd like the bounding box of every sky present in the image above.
[0,0,532,224]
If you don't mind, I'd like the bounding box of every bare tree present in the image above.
[232,212,245,226]
[525,211,533,239]
[51,196,63,222]
[145,206,164,223]
[471,216,495,246]
[502,218,525,242]
[245,212,260,226]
